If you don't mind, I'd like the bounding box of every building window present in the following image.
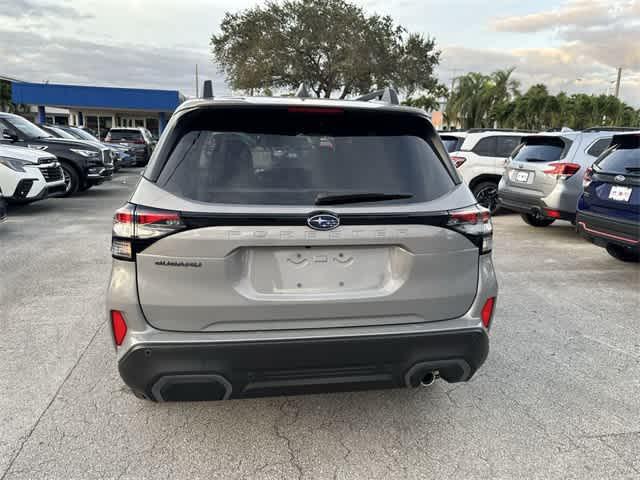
[86,115,99,133]
[86,115,113,139]
[98,116,112,139]
[146,118,159,137]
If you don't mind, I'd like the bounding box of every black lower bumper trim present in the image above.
[498,196,574,221]
[118,328,489,401]
[576,211,640,248]
[46,184,66,196]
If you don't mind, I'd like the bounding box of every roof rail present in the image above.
[355,87,400,105]
[295,83,312,98]
[582,126,639,132]
[466,128,536,134]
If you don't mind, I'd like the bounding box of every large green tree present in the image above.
[446,69,520,129]
[211,0,442,99]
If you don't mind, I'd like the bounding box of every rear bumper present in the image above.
[498,193,575,222]
[118,328,489,401]
[576,210,640,249]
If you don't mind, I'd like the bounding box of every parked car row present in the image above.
[440,127,639,263]
[0,113,154,211]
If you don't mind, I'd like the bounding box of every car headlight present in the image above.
[70,149,99,158]
[0,157,29,172]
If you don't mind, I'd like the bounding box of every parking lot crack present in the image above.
[0,320,107,480]
[273,399,303,480]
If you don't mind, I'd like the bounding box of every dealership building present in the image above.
[9,81,185,138]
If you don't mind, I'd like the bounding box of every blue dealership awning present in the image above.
[11,81,182,111]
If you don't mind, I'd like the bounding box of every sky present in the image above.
[1,0,639,106]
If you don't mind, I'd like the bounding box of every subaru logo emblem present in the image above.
[614,175,626,182]
[307,213,340,231]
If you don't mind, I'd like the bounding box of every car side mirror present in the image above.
[2,131,18,142]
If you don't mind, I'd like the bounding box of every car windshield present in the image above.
[69,128,99,142]
[7,116,52,139]
[155,109,455,206]
[48,126,77,139]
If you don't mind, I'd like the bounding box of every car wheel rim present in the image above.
[476,186,497,211]
[62,168,72,193]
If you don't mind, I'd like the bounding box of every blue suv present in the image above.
[577,133,640,262]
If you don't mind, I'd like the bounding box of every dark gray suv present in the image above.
[107,91,498,402]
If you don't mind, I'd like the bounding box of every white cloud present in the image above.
[0,29,229,96]
[491,0,614,32]
[461,0,639,106]
[439,45,640,106]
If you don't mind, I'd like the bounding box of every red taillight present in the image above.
[110,310,128,346]
[287,107,344,114]
[545,209,562,219]
[451,156,466,168]
[447,207,493,253]
[450,209,490,225]
[112,204,185,260]
[114,210,134,223]
[136,211,180,225]
[583,167,593,188]
[481,297,496,328]
[543,162,581,178]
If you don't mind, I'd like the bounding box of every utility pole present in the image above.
[614,67,622,98]
[195,64,199,98]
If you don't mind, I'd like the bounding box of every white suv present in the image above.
[450,130,527,213]
[0,144,66,203]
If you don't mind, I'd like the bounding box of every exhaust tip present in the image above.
[420,370,439,387]
[151,374,232,402]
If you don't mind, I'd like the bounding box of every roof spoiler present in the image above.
[611,133,640,148]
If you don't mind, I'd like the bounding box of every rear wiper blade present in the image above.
[624,167,640,172]
[525,158,548,162]
[315,192,413,206]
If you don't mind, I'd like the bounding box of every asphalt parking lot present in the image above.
[1,169,639,480]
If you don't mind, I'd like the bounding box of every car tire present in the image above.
[59,162,80,197]
[606,245,640,263]
[472,181,500,214]
[79,184,92,192]
[520,213,556,227]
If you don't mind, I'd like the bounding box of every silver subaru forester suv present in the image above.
[498,128,639,227]
[107,91,498,401]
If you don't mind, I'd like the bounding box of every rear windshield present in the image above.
[512,137,566,163]
[440,135,462,153]
[154,108,455,206]
[595,146,640,176]
[109,130,143,141]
